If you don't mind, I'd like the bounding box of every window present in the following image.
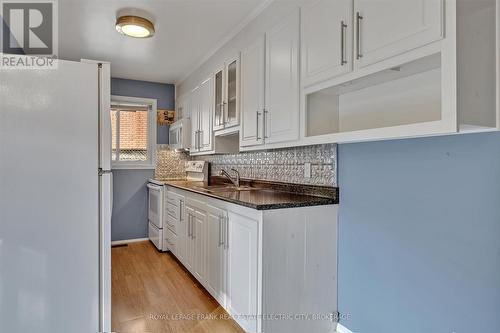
[111,95,157,169]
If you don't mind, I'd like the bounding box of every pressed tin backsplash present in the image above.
[155,145,190,180]
[197,144,337,187]
[155,144,337,187]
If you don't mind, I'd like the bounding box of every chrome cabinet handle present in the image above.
[341,21,347,65]
[263,109,269,139]
[188,214,192,238]
[218,215,223,247]
[356,12,363,60]
[192,217,196,239]
[222,102,227,126]
[256,110,262,140]
[190,214,193,238]
[179,200,183,221]
[223,215,229,250]
[190,214,194,239]
[220,103,224,126]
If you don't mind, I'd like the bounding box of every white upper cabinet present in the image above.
[175,93,187,121]
[189,87,200,152]
[214,67,225,131]
[354,0,444,69]
[198,77,214,152]
[240,36,266,148]
[189,77,214,154]
[184,0,498,148]
[301,0,353,87]
[265,9,300,145]
[240,9,300,150]
[214,56,240,132]
[225,57,240,129]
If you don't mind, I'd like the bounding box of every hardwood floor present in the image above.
[112,241,244,333]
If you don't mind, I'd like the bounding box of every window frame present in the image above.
[110,95,157,170]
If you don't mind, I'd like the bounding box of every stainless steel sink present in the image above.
[193,185,257,193]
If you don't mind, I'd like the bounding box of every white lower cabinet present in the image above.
[174,197,187,265]
[166,186,338,333]
[185,199,207,283]
[205,204,228,306]
[225,211,260,333]
[184,205,195,273]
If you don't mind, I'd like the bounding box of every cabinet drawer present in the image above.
[166,201,180,220]
[166,195,178,207]
[165,227,177,255]
[166,214,178,235]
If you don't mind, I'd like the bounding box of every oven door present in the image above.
[149,221,163,250]
[147,183,163,229]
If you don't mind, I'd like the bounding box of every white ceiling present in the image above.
[58,0,268,84]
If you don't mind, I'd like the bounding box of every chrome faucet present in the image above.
[219,168,240,187]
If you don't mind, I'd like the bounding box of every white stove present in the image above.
[147,181,165,251]
[147,161,209,251]
[185,161,209,181]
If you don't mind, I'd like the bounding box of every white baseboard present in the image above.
[111,238,148,246]
[337,323,355,333]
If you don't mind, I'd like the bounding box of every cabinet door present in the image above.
[199,77,213,152]
[240,36,265,148]
[175,94,186,121]
[301,0,353,87]
[354,0,443,68]
[189,88,200,152]
[184,205,196,273]
[225,57,240,128]
[265,9,300,144]
[193,208,207,283]
[214,67,225,131]
[226,212,259,333]
[206,205,227,305]
[175,198,187,265]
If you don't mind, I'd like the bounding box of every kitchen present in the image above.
[1,1,500,333]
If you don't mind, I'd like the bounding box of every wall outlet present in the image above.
[304,162,311,178]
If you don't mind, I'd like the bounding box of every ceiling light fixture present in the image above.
[116,15,155,38]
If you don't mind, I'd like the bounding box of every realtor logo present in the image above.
[1,0,58,68]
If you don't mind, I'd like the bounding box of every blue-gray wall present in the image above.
[111,78,175,241]
[111,78,175,145]
[111,169,154,241]
[337,131,500,332]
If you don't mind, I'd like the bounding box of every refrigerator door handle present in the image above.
[98,169,112,175]
[110,172,113,214]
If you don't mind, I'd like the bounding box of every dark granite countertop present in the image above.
[161,177,339,210]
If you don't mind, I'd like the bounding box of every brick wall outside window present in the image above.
[111,109,149,161]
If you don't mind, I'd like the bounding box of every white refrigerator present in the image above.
[0,60,112,333]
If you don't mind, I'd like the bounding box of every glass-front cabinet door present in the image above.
[225,58,239,128]
[214,68,225,131]
[213,55,240,132]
